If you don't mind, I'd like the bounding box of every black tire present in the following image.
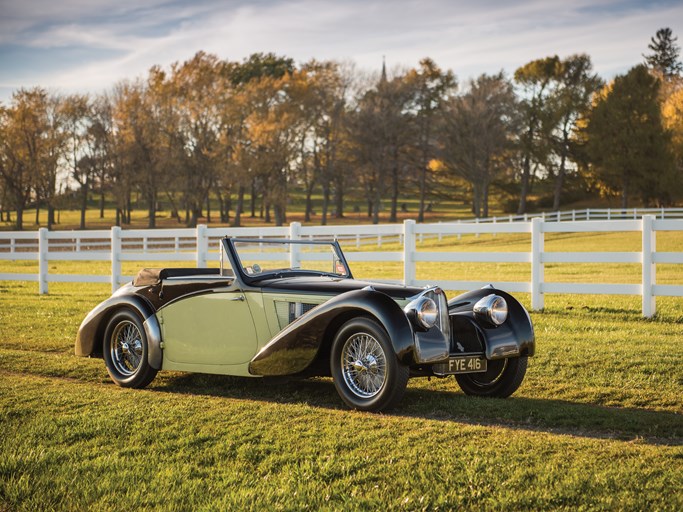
[455,356,527,398]
[103,310,158,388]
[330,317,409,412]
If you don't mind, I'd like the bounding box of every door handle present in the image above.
[230,295,245,301]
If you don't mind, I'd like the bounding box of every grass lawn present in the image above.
[1,232,682,510]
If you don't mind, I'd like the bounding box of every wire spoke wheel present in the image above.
[110,320,144,377]
[341,332,387,399]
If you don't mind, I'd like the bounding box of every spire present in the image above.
[380,55,387,84]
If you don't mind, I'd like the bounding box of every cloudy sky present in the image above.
[1,0,682,102]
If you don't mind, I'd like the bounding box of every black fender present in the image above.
[75,284,164,370]
[248,288,416,376]
[448,287,535,360]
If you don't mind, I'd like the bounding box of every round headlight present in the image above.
[489,296,508,325]
[474,294,508,326]
[416,297,438,329]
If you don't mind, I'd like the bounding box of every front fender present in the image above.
[448,288,535,360]
[248,288,416,376]
[75,286,163,370]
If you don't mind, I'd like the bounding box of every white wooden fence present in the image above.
[1,216,682,318]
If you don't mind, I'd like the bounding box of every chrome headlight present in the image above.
[473,294,508,326]
[404,296,438,330]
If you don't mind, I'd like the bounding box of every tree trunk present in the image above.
[80,186,88,230]
[99,191,105,218]
[15,203,24,231]
[35,201,40,226]
[47,205,55,230]
[553,128,570,211]
[372,188,381,225]
[126,193,132,224]
[390,161,399,223]
[517,153,531,214]
[334,173,344,218]
[205,192,211,224]
[147,191,156,229]
[305,186,313,222]
[250,179,257,217]
[483,183,489,218]
[234,186,245,227]
[321,184,330,226]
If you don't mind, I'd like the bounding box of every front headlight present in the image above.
[404,296,438,330]
[473,294,508,326]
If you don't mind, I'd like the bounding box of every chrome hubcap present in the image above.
[341,332,387,399]
[110,320,143,376]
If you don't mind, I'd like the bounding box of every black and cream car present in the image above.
[76,238,535,411]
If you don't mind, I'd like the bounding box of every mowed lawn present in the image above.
[1,232,682,510]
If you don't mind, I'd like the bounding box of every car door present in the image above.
[159,288,259,366]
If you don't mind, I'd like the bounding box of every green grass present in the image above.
[1,232,683,510]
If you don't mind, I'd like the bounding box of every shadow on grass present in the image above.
[152,373,683,446]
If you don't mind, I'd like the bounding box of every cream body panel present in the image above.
[159,290,258,366]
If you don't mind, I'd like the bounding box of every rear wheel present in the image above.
[103,310,158,388]
[330,317,409,412]
[455,356,527,397]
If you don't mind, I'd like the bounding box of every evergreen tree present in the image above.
[585,65,676,208]
[644,28,683,77]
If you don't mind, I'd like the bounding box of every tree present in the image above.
[644,28,683,78]
[662,86,683,203]
[549,55,602,210]
[405,58,456,222]
[0,88,57,230]
[585,64,675,208]
[441,73,518,218]
[347,69,414,224]
[514,56,561,214]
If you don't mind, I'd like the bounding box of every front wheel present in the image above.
[455,356,527,398]
[330,317,409,412]
[103,310,158,388]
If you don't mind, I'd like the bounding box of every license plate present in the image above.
[432,355,487,375]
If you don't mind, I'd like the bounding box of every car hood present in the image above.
[257,276,425,299]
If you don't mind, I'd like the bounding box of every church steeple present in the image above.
[380,55,387,84]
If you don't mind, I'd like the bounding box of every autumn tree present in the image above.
[585,64,675,208]
[441,73,518,218]
[0,88,60,230]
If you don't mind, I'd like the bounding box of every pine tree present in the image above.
[644,28,683,77]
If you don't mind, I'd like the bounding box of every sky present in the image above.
[1,0,682,102]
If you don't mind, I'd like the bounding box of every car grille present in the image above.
[275,301,318,329]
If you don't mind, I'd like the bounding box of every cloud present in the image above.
[0,0,682,101]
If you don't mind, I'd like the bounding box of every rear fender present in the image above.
[75,290,163,370]
[248,288,416,376]
[448,288,535,360]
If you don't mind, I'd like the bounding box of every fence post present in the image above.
[38,228,48,295]
[196,224,208,268]
[111,226,121,293]
[531,218,544,311]
[403,220,416,286]
[642,215,656,318]
[289,222,301,268]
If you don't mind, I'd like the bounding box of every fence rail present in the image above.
[1,216,682,318]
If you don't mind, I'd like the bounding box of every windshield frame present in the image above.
[222,237,353,285]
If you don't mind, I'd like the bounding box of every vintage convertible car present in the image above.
[76,238,534,411]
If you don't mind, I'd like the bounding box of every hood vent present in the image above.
[275,301,318,330]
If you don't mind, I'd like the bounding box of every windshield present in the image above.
[230,239,350,280]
